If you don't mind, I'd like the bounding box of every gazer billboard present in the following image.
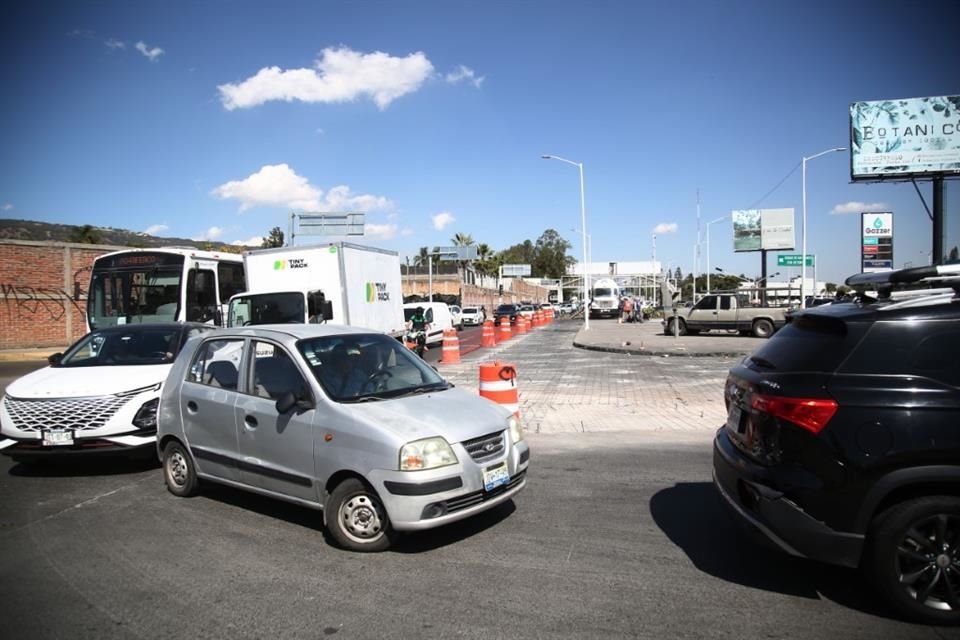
[850,95,960,180]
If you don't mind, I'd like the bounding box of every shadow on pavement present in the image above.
[8,452,159,477]
[197,481,517,553]
[649,481,896,621]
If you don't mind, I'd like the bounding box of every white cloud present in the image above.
[192,226,223,241]
[1,203,13,211]
[135,41,164,62]
[444,64,484,88]
[211,164,393,214]
[831,201,888,215]
[144,224,168,235]
[218,46,435,111]
[432,212,455,231]
[365,223,398,240]
[652,223,679,234]
[231,236,264,247]
[104,38,126,50]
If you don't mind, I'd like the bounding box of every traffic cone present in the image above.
[440,327,461,364]
[516,314,528,334]
[481,320,496,347]
[479,361,519,417]
[499,316,512,341]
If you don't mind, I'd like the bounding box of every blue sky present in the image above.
[1,0,957,284]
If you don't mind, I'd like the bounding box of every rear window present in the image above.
[746,314,852,372]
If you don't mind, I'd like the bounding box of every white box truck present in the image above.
[589,277,620,319]
[226,243,406,337]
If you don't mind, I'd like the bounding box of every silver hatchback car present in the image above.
[157,324,529,551]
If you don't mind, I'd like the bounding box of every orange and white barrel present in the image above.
[440,327,461,364]
[516,315,528,334]
[481,320,496,347]
[478,361,519,416]
[499,316,512,341]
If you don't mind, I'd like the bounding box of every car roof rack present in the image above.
[845,264,960,301]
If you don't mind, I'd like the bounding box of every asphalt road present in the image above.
[0,358,951,639]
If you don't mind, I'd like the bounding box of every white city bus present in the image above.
[87,248,245,331]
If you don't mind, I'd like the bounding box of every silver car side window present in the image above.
[250,341,309,401]
[188,338,244,390]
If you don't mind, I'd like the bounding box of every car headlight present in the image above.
[132,398,159,430]
[508,415,523,443]
[399,437,458,471]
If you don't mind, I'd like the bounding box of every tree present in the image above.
[413,246,430,267]
[451,232,474,247]
[262,227,285,248]
[69,224,102,244]
[673,267,683,281]
[532,228,574,278]
[824,282,837,293]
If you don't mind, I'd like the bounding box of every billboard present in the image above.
[732,208,795,252]
[850,95,960,180]
[861,212,894,273]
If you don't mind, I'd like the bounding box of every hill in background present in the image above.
[0,218,249,252]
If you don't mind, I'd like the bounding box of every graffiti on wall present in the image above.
[0,281,87,321]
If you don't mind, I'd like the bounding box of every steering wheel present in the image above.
[366,369,393,390]
[243,320,253,326]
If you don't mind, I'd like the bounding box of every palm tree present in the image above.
[475,243,493,275]
[413,246,431,267]
[452,232,474,247]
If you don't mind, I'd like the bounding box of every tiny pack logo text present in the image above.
[365,282,389,302]
[273,258,309,270]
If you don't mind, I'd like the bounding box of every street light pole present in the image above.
[801,146,845,308]
[705,216,726,293]
[544,154,589,330]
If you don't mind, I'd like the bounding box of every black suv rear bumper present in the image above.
[712,428,864,568]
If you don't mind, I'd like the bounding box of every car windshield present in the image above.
[298,333,449,403]
[58,326,182,367]
[594,288,614,297]
[463,307,478,314]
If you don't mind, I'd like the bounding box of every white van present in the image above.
[402,302,455,345]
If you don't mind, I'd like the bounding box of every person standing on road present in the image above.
[619,296,633,324]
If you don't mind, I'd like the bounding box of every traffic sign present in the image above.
[776,254,814,267]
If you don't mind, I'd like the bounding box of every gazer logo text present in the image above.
[365,282,390,302]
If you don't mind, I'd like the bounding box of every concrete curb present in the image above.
[572,339,751,358]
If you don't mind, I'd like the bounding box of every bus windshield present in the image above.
[593,288,614,297]
[88,253,185,329]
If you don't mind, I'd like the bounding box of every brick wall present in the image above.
[402,274,549,315]
[0,240,126,349]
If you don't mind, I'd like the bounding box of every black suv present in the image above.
[713,264,960,624]
[493,304,520,325]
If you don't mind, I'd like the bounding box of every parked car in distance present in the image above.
[518,304,535,320]
[713,264,960,625]
[0,323,211,463]
[448,305,463,330]
[460,306,485,326]
[402,302,455,345]
[157,324,529,552]
[493,304,520,325]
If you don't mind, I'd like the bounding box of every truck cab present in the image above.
[227,290,333,327]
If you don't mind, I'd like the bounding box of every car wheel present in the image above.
[327,478,394,552]
[868,497,960,625]
[752,319,775,338]
[162,440,199,497]
[665,318,687,336]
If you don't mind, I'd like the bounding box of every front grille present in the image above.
[3,395,133,432]
[462,431,505,462]
[443,471,527,514]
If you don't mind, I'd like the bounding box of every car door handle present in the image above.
[186,401,198,413]
[244,415,258,428]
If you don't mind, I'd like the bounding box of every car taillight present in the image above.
[750,393,837,434]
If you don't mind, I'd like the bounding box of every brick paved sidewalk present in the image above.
[438,321,738,438]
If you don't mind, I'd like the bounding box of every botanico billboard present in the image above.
[850,95,960,180]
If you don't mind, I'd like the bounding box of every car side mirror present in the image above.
[275,391,313,414]
[48,352,63,365]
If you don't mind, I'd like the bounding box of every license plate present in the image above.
[726,404,744,434]
[42,429,74,446]
[482,462,510,492]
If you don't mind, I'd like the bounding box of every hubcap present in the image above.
[896,513,960,611]
[168,451,188,486]
[339,494,384,544]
